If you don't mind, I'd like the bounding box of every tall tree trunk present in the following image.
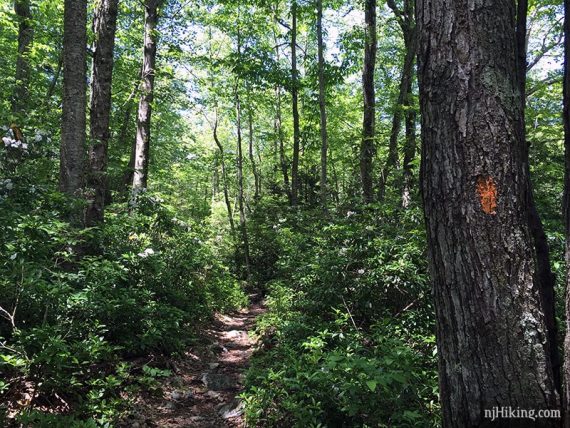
[85,0,119,227]
[275,85,291,202]
[401,103,416,208]
[59,0,87,205]
[417,0,560,425]
[360,0,376,204]
[213,111,235,234]
[272,13,291,202]
[290,0,301,206]
[45,53,62,101]
[379,0,416,201]
[563,0,570,424]
[121,69,144,191]
[236,87,251,278]
[316,0,328,208]
[132,0,160,193]
[235,30,251,279]
[247,92,261,200]
[12,0,33,117]
[516,0,561,393]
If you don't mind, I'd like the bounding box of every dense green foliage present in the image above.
[0,0,566,426]
[242,202,439,427]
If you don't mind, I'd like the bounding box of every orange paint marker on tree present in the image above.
[476,176,497,215]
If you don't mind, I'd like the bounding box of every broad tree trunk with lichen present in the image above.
[417,0,560,425]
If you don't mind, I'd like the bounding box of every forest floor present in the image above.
[126,296,265,428]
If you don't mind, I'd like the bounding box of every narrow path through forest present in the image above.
[129,297,266,428]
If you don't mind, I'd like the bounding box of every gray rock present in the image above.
[170,389,193,401]
[211,342,228,354]
[206,390,222,400]
[218,399,245,419]
[225,330,246,339]
[201,372,235,391]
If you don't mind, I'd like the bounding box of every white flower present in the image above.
[138,248,155,258]
[22,143,28,150]
[357,269,365,275]
[2,137,11,146]
[346,211,355,217]
[186,153,198,161]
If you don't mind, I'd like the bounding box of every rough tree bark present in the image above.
[132,0,161,192]
[360,0,376,204]
[290,0,301,206]
[317,0,328,208]
[85,0,119,226]
[59,0,87,202]
[12,0,33,117]
[417,0,560,426]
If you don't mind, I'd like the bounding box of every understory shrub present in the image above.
[243,203,440,427]
[0,185,246,424]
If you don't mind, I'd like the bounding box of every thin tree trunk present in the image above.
[401,104,416,208]
[379,0,416,201]
[291,0,300,206]
[213,111,235,234]
[417,0,560,425]
[121,69,144,191]
[247,92,260,200]
[317,0,328,208]
[12,0,33,117]
[236,88,251,278]
[235,30,251,280]
[563,0,570,424]
[360,0,376,204]
[59,0,87,206]
[272,13,291,202]
[132,0,161,193]
[275,85,291,202]
[516,0,561,393]
[85,0,119,227]
[46,53,62,100]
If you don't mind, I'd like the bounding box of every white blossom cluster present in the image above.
[138,248,155,258]
[2,137,28,152]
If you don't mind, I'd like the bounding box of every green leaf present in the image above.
[365,380,377,392]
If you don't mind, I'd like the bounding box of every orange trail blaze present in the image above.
[476,176,497,215]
